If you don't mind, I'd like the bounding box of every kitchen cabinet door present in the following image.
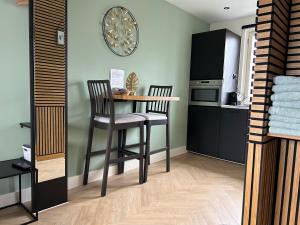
[219,108,249,164]
[187,106,221,157]
[190,30,226,80]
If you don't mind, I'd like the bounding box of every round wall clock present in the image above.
[102,6,139,57]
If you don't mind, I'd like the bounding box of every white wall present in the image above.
[210,15,256,36]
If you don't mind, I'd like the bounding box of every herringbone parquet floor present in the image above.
[1,153,244,225]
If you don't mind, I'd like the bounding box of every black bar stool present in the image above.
[83,80,145,197]
[135,85,173,182]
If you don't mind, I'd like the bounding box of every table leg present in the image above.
[132,101,137,113]
[19,174,22,204]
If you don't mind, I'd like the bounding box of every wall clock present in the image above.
[102,6,139,57]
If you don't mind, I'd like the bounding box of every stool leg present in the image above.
[117,130,124,175]
[101,128,113,197]
[144,125,151,182]
[120,129,127,173]
[83,119,95,185]
[166,122,170,172]
[139,124,144,184]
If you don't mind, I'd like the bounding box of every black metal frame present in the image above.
[0,168,38,225]
[28,0,68,211]
[83,80,145,197]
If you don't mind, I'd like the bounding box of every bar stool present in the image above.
[135,85,173,182]
[83,80,145,197]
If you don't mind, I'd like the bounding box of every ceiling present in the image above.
[165,0,257,23]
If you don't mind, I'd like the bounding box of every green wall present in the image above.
[68,0,208,176]
[0,0,208,195]
[0,2,30,195]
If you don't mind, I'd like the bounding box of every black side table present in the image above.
[0,158,38,224]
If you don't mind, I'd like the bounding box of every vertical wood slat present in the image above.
[274,141,300,225]
[35,107,65,161]
[33,0,66,161]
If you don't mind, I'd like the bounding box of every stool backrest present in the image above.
[87,80,115,123]
[146,85,173,115]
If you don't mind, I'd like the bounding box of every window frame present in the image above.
[237,27,256,105]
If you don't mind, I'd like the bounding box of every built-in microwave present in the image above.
[189,80,223,107]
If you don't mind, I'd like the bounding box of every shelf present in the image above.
[19,122,31,129]
[16,0,28,6]
[268,133,300,141]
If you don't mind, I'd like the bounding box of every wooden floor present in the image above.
[1,153,245,225]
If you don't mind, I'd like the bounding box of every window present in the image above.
[237,27,256,105]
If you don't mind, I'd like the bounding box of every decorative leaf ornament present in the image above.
[126,72,139,95]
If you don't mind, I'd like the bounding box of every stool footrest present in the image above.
[149,147,167,155]
[109,154,140,164]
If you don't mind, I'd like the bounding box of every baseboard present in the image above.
[0,146,187,208]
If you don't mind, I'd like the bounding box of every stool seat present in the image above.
[134,113,167,121]
[95,114,145,124]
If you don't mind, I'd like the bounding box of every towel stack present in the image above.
[268,76,300,136]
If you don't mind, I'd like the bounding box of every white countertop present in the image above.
[221,104,250,110]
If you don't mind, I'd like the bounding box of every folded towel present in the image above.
[269,121,300,130]
[273,101,300,109]
[271,92,300,101]
[269,106,300,119]
[274,76,300,85]
[273,84,300,93]
[269,115,300,124]
[269,127,300,137]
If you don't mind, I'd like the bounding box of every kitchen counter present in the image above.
[221,104,250,110]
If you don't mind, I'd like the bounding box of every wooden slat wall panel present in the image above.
[33,0,66,161]
[287,1,300,75]
[243,0,291,225]
[274,140,300,225]
[35,107,65,160]
[34,0,66,107]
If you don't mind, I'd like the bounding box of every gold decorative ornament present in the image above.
[102,6,139,57]
[126,72,139,96]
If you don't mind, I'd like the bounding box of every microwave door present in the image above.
[189,87,220,106]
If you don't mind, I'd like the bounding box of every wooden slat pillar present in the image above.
[242,0,291,224]
[33,0,66,161]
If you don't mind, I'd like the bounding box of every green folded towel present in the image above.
[269,115,300,124]
[269,121,300,130]
[274,76,300,85]
[273,101,300,109]
[271,92,300,101]
[269,127,300,137]
[269,106,300,119]
[273,84,300,93]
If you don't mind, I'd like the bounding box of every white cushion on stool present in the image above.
[134,113,167,121]
[95,114,145,124]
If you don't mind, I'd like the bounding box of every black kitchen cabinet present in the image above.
[187,106,249,164]
[187,106,221,157]
[219,108,249,164]
[190,29,241,81]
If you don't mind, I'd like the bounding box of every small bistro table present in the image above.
[112,95,180,112]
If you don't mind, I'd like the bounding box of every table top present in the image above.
[112,95,180,101]
[0,159,33,179]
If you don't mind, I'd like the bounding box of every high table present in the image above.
[112,95,180,112]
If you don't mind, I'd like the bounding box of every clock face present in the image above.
[102,7,139,57]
